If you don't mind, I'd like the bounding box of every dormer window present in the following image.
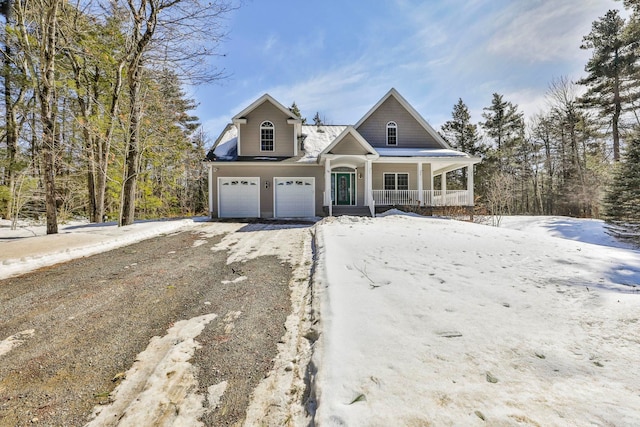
[260,121,275,151]
[386,121,397,146]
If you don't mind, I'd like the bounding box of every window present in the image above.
[260,121,274,151]
[386,121,397,146]
[383,173,409,190]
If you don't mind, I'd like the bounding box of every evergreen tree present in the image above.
[313,111,323,127]
[441,98,481,154]
[480,93,524,173]
[440,98,483,184]
[603,130,640,240]
[289,101,306,124]
[579,9,638,161]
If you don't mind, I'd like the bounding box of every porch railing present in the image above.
[428,190,471,206]
[372,190,471,207]
[371,190,421,206]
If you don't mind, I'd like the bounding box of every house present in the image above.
[205,88,481,218]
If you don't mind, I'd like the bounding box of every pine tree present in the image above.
[289,101,306,124]
[441,98,481,154]
[481,93,524,172]
[603,130,640,240]
[313,111,323,127]
[579,9,638,161]
[441,98,483,184]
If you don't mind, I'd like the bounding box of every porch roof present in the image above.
[375,147,471,158]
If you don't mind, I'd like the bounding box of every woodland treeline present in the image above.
[0,0,236,233]
[2,1,640,235]
[440,0,640,235]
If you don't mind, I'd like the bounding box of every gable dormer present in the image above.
[354,88,450,150]
[321,127,378,157]
[232,94,302,158]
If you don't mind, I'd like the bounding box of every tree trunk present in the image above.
[612,74,621,162]
[3,10,18,219]
[39,0,60,234]
[120,62,142,226]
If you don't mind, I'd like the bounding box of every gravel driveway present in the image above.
[0,222,313,426]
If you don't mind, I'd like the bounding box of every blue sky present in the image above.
[192,0,625,142]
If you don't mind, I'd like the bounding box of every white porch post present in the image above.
[417,163,424,206]
[324,158,332,206]
[429,169,434,207]
[441,172,447,195]
[365,160,372,205]
[467,164,474,206]
[208,165,214,218]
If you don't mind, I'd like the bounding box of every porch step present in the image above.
[331,206,372,217]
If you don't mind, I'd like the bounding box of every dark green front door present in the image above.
[336,173,352,205]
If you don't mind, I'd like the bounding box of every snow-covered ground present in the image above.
[2,215,640,425]
[312,213,640,426]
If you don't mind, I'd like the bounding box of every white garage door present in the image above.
[274,177,315,218]
[218,177,260,218]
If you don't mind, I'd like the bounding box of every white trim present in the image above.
[386,121,398,146]
[206,161,317,167]
[324,158,332,205]
[260,120,275,152]
[208,165,214,217]
[417,163,424,205]
[467,163,474,205]
[366,160,372,205]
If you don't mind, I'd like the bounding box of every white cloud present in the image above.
[486,0,621,63]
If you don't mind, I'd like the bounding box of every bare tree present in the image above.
[117,0,236,226]
[14,0,62,234]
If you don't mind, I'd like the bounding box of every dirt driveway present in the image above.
[0,222,314,426]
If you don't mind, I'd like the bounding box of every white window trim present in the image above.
[383,172,409,190]
[260,120,275,152]
[386,121,398,146]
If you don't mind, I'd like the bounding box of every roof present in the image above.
[206,124,481,164]
[206,90,481,164]
[355,88,453,150]
[375,147,479,159]
[208,124,237,160]
[232,93,300,122]
[298,125,348,163]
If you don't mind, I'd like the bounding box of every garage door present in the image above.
[218,177,260,218]
[274,177,315,218]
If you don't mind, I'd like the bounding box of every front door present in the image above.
[335,173,353,205]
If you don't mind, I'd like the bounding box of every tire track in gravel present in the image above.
[0,223,295,426]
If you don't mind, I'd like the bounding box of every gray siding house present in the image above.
[205,88,481,218]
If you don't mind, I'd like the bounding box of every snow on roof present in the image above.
[375,147,471,158]
[212,125,238,160]
[298,125,348,163]
[208,124,476,163]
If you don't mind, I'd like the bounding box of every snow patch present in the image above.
[0,329,35,357]
[210,222,314,264]
[86,313,218,427]
[221,276,247,284]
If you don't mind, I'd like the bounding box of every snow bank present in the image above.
[0,218,195,280]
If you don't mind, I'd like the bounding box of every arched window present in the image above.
[386,121,397,146]
[260,121,275,151]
